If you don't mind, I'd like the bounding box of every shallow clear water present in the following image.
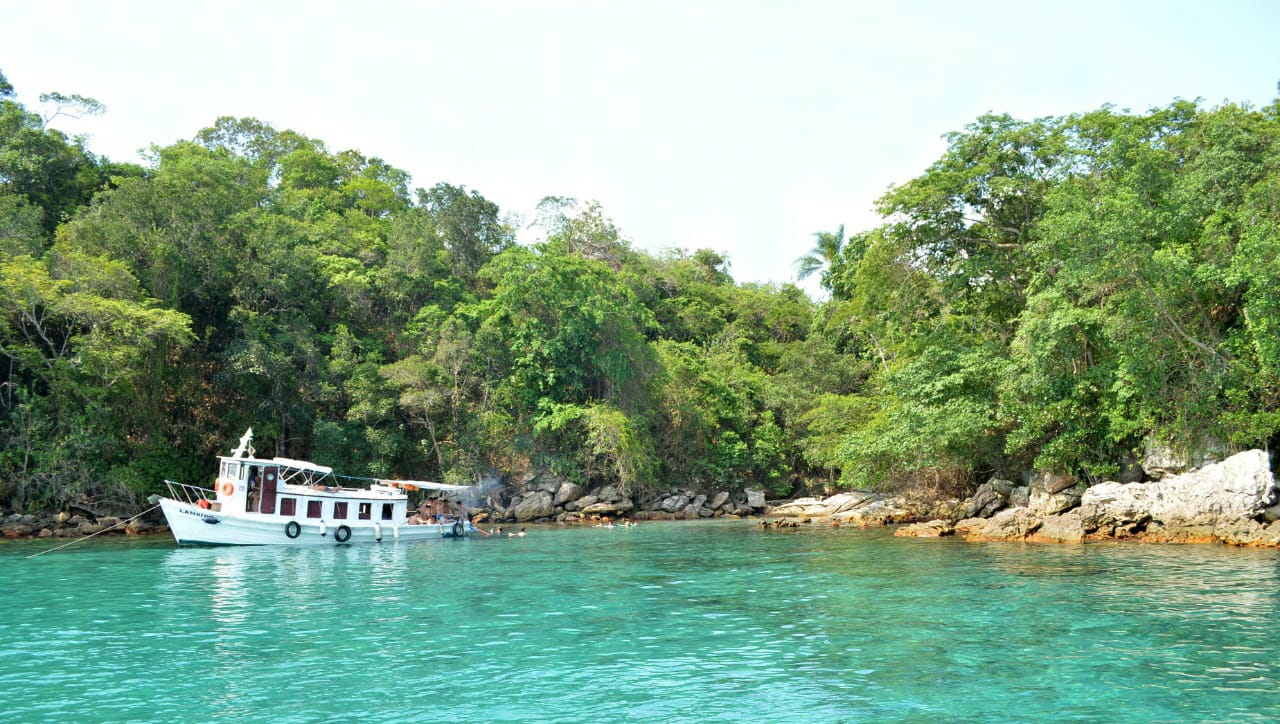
[3,522,1280,722]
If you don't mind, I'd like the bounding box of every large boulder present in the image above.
[769,492,877,519]
[831,496,913,527]
[975,507,1042,540]
[2,523,33,538]
[894,519,954,538]
[745,489,767,510]
[1029,484,1084,517]
[1141,436,1230,480]
[1032,511,1086,544]
[580,497,635,515]
[530,474,565,494]
[767,497,820,517]
[952,518,989,536]
[553,482,584,507]
[1028,471,1083,516]
[962,479,1015,519]
[1080,449,1276,534]
[660,494,689,513]
[509,491,555,521]
[709,492,730,510]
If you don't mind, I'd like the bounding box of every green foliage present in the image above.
[4,66,1280,513]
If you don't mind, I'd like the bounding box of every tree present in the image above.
[419,183,513,281]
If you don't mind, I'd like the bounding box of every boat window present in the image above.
[381,503,394,521]
[280,498,297,516]
[307,500,322,519]
[334,502,348,520]
[358,503,371,520]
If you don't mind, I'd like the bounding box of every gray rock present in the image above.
[1029,470,1080,498]
[710,492,730,510]
[745,489,766,509]
[831,496,912,527]
[553,482,584,507]
[1008,486,1030,508]
[979,507,1042,539]
[894,519,954,537]
[1035,512,1086,543]
[510,491,555,522]
[691,494,707,509]
[532,476,563,494]
[1029,484,1083,516]
[2,523,33,537]
[580,501,627,516]
[1141,436,1230,480]
[596,485,621,503]
[661,495,688,513]
[1263,501,1280,523]
[1080,449,1275,532]
[953,517,989,536]
[963,479,1015,519]
[770,492,877,519]
[1215,519,1280,547]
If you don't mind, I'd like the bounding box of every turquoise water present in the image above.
[3,522,1279,722]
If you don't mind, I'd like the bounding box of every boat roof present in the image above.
[220,428,472,493]
[218,454,470,492]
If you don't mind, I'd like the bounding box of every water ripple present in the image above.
[4,526,1280,721]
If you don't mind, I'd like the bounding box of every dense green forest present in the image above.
[2,69,1277,513]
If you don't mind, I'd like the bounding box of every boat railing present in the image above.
[164,480,215,506]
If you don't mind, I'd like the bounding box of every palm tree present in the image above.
[794,224,846,293]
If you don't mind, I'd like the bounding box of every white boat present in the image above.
[158,428,474,545]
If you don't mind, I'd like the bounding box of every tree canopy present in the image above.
[1,68,1277,512]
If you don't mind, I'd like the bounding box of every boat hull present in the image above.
[159,498,456,545]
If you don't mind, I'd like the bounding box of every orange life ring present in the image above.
[219,481,235,497]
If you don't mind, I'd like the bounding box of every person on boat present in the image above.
[246,467,260,512]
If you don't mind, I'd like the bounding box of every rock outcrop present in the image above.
[753,449,1280,549]
[490,474,768,524]
[1080,449,1274,532]
[966,450,1278,546]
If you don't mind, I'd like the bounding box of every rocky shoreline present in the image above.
[7,449,1277,547]
[769,449,1280,548]
[0,510,168,541]
[468,471,770,524]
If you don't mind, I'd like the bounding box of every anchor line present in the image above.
[25,504,161,559]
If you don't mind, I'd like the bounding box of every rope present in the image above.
[25,504,161,559]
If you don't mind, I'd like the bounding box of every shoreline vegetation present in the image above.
[7,449,1279,548]
[2,70,1279,537]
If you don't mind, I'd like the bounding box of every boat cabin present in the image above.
[213,455,410,525]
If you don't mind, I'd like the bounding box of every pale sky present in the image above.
[5,1,1278,295]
